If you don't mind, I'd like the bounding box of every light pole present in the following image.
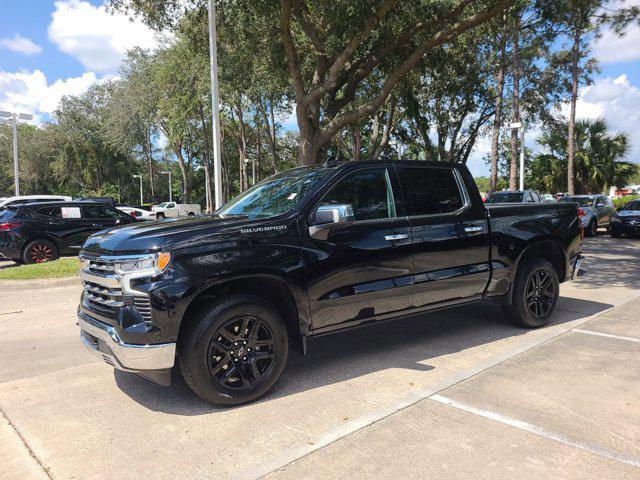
[0,110,34,196]
[133,174,143,205]
[509,121,525,191]
[161,170,172,203]
[208,0,224,209]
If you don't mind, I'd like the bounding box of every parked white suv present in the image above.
[152,202,201,219]
[0,195,72,209]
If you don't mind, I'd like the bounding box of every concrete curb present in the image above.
[0,275,79,291]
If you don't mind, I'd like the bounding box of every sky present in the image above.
[1,0,640,177]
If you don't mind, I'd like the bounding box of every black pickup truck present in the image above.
[78,161,582,405]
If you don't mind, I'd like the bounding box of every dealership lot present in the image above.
[1,236,639,480]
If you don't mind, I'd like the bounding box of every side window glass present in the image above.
[396,167,464,216]
[319,168,396,221]
[35,207,62,218]
[82,205,119,219]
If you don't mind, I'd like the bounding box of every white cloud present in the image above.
[563,74,640,163]
[48,0,159,73]
[0,34,43,56]
[592,0,640,64]
[0,69,97,118]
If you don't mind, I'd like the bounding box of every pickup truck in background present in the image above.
[77,161,583,406]
[152,202,201,219]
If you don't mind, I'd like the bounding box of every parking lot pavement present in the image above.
[0,237,639,480]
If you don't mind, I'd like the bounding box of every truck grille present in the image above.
[80,255,152,321]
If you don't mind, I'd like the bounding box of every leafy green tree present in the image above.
[531,118,634,194]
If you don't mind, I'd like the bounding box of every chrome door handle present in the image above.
[384,233,409,241]
[464,226,483,233]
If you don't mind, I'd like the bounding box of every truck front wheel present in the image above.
[178,295,288,406]
[502,258,559,328]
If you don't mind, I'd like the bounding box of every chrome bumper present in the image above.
[79,312,175,371]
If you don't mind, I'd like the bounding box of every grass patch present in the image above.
[0,257,79,280]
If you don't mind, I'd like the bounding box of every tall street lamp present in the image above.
[208,0,223,209]
[0,110,34,196]
[509,121,525,191]
[133,174,143,206]
[161,170,172,203]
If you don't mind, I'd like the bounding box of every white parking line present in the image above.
[430,394,640,469]
[573,329,640,344]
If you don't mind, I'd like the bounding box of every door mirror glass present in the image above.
[595,200,605,207]
[313,204,355,226]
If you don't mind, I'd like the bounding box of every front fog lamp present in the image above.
[113,252,171,276]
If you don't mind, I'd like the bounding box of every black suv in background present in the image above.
[0,201,136,264]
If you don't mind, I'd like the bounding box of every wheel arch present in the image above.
[177,272,308,354]
[515,239,567,283]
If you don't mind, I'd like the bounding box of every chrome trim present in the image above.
[384,233,409,241]
[79,269,120,289]
[79,312,175,371]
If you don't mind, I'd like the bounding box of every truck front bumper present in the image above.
[79,310,176,372]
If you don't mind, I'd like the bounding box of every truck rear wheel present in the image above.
[156,213,165,220]
[178,295,288,406]
[502,258,559,328]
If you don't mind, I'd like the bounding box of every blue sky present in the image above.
[1,0,640,177]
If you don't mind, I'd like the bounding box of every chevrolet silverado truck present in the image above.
[78,161,583,406]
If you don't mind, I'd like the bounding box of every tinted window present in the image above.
[623,201,640,211]
[320,168,396,221]
[34,207,62,218]
[488,192,524,203]
[396,167,463,216]
[561,196,594,207]
[82,205,119,219]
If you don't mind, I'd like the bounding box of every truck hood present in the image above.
[81,215,280,254]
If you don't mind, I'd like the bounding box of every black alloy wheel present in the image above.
[178,295,288,406]
[207,316,276,390]
[524,269,556,319]
[503,258,559,328]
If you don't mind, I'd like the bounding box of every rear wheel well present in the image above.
[517,241,566,283]
[179,276,304,353]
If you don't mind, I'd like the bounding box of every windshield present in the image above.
[560,196,594,207]
[622,201,640,211]
[216,167,331,219]
[156,202,168,208]
[487,192,524,203]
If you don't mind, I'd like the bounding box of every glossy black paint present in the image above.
[0,201,136,260]
[78,161,582,357]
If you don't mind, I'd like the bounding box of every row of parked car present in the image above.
[0,195,202,264]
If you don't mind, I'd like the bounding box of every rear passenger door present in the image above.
[395,165,491,308]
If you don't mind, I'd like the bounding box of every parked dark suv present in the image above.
[0,201,136,264]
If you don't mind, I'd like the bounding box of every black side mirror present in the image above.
[309,204,355,240]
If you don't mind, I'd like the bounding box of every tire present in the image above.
[585,219,597,237]
[22,239,59,265]
[502,258,559,328]
[156,213,165,220]
[178,295,289,406]
[187,212,196,217]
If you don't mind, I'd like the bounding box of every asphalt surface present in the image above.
[1,235,639,480]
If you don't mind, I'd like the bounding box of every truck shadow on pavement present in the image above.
[114,296,612,415]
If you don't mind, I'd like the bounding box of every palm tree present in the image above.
[532,117,633,193]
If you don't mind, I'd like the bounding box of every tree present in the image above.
[531,118,634,194]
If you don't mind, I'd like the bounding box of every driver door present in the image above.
[302,166,414,330]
